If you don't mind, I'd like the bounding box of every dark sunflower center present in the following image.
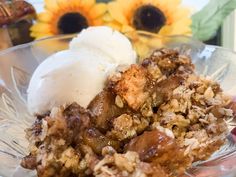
[133,5,166,33]
[57,12,88,34]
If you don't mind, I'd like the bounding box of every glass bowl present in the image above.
[0,32,236,177]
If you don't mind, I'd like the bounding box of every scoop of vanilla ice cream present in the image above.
[70,26,136,65]
[27,50,116,114]
[27,26,136,115]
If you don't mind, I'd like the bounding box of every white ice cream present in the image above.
[70,26,136,65]
[27,26,136,115]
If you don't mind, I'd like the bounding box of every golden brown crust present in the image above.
[109,65,150,110]
[22,48,232,177]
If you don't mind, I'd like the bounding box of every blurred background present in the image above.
[1,0,236,51]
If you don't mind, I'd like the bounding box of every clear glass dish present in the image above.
[0,32,236,177]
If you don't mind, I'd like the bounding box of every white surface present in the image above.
[27,27,136,114]
[182,0,209,13]
[26,0,44,13]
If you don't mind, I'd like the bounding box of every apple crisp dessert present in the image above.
[21,48,233,177]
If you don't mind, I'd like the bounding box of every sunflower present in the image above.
[105,0,191,36]
[31,0,107,39]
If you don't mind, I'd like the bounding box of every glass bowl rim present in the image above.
[1,30,236,176]
[1,30,236,57]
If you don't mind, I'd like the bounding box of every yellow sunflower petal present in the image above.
[92,18,104,26]
[167,0,181,7]
[89,3,107,19]
[121,25,134,33]
[149,38,163,48]
[80,0,95,10]
[159,0,181,9]
[108,2,128,25]
[103,13,113,22]
[159,17,192,36]
[171,19,192,35]
[71,0,81,8]
[156,0,168,10]
[30,31,53,39]
[173,7,191,21]
[30,23,52,33]
[133,41,150,58]
[158,26,173,36]
[44,0,59,11]
[116,0,137,15]
[143,0,159,5]
[57,0,70,9]
[37,11,53,23]
[106,22,122,31]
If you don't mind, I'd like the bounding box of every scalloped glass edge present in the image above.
[0,32,236,177]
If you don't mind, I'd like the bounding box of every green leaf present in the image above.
[191,0,236,41]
